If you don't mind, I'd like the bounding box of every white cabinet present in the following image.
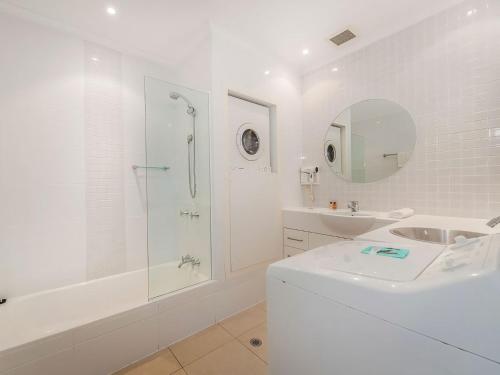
[309,232,345,249]
[283,228,308,250]
[284,246,305,258]
[283,227,349,257]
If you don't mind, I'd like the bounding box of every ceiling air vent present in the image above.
[330,29,356,46]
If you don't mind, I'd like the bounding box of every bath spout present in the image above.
[178,255,200,269]
[486,216,500,228]
[0,298,7,305]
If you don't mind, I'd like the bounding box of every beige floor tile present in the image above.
[114,348,181,375]
[184,340,267,375]
[219,305,267,337]
[238,323,268,363]
[172,370,188,375]
[255,301,267,311]
[170,324,233,366]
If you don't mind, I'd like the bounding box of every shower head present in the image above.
[169,91,196,117]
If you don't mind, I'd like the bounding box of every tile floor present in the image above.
[115,302,268,375]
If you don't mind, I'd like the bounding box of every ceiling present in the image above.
[1,0,464,74]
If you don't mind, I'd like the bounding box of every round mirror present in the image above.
[324,99,416,183]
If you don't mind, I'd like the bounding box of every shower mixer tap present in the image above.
[179,210,200,218]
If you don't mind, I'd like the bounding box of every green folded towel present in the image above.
[361,245,409,259]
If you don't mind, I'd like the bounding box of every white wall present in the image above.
[302,0,500,219]
[0,8,303,299]
[0,11,212,298]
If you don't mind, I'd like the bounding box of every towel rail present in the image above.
[132,165,170,171]
[383,153,398,158]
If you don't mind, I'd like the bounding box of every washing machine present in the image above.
[228,95,271,171]
[324,125,342,175]
[267,233,500,374]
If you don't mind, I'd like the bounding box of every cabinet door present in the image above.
[284,246,305,258]
[308,233,346,250]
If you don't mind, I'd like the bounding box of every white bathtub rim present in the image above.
[0,266,213,353]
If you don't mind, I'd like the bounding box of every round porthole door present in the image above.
[324,141,337,166]
[236,123,262,161]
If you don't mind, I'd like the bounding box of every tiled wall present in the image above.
[84,42,127,280]
[302,0,500,218]
[0,11,212,298]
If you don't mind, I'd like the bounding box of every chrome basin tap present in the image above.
[348,200,360,213]
[178,254,201,268]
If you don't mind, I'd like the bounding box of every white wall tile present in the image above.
[3,348,76,375]
[301,0,500,219]
[74,316,158,375]
[74,303,158,344]
[158,295,215,348]
[0,332,73,373]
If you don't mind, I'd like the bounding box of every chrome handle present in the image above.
[180,210,190,216]
[190,212,200,218]
[287,237,303,242]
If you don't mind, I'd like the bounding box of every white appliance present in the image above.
[324,125,342,175]
[267,235,500,374]
[228,95,271,171]
[228,95,281,272]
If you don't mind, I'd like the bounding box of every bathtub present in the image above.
[0,261,215,374]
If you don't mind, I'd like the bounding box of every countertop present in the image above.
[283,206,398,224]
[357,214,500,243]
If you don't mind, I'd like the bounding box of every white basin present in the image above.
[333,211,374,217]
[319,210,376,236]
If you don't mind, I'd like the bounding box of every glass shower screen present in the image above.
[144,77,211,299]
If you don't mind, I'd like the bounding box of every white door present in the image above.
[228,96,282,272]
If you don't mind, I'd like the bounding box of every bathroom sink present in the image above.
[390,227,487,245]
[333,211,374,217]
[319,211,376,236]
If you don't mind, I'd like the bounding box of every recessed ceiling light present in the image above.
[90,57,100,62]
[467,8,477,16]
[302,49,309,56]
[106,6,117,15]
[331,67,339,72]
[264,70,271,75]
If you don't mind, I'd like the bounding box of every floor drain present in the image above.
[249,338,262,347]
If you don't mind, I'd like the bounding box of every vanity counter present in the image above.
[282,206,399,239]
[357,214,500,244]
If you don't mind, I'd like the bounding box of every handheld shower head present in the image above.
[169,90,198,199]
[169,91,196,117]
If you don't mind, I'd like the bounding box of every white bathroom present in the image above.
[0,0,499,374]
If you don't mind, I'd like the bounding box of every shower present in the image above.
[169,92,197,198]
